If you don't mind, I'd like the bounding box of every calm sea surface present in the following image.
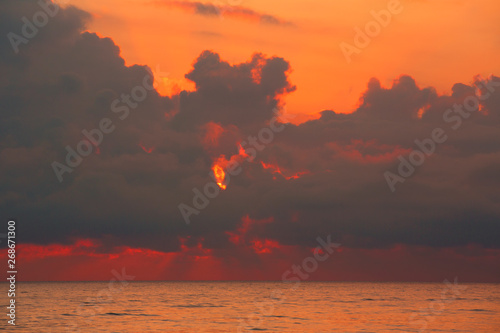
[2,282,499,332]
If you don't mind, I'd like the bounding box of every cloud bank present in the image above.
[1,0,499,281]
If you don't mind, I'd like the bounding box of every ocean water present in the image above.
[2,282,500,332]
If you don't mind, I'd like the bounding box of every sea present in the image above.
[2,282,499,332]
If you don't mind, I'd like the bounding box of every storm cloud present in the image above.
[1,0,499,279]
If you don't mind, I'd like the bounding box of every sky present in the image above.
[65,0,500,116]
[1,0,500,282]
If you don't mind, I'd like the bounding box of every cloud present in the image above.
[172,50,295,132]
[155,0,295,26]
[1,0,500,281]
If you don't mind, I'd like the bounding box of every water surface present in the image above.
[3,282,500,332]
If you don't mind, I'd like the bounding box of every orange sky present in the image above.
[58,0,500,118]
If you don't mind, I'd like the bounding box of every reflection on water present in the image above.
[3,282,500,332]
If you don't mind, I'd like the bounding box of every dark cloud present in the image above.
[1,0,499,262]
[192,2,220,16]
[172,50,295,132]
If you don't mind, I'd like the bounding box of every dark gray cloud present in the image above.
[1,0,499,255]
[172,50,295,132]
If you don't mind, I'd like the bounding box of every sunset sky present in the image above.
[1,0,500,282]
[69,0,500,115]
